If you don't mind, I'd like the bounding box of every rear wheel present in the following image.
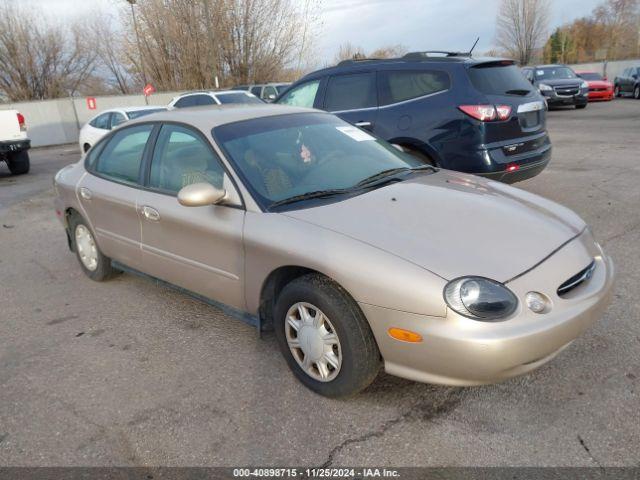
[614,85,621,97]
[634,86,640,100]
[274,274,380,397]
[7,150,30,175]
[68,212,117,281]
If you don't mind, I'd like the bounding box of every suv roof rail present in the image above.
[336,57,391,67]
[403,51,471,60]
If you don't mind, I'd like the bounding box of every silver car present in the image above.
[54,105,614,397]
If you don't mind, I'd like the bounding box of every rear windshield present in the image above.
[535,67,577,80]
[216,92,264,104]
[468,63,533,96]
[578,72,603,81]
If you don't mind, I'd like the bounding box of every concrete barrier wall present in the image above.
[0,91,184,148]
[568,59,640,80]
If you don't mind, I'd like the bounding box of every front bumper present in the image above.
[587,90,614,101]
[542,90,589,107]
[361,230,614,386]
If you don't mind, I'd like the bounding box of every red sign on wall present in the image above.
[143,84,156,96]
[86,97,97,110]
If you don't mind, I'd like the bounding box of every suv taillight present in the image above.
[17,112,26,132]
[458,105,512,122]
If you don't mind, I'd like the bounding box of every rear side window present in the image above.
[174,96,198,108]
[325,73,377,111]
[379,70,450,105]
[468,64,533,96]
[278,80,320,108]
[251,86,262,96]
[95,124,153,184]
[110,112,127,128]
[196,95,216,106]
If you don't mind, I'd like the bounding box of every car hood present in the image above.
[536,78,582,87]
[283,171,586,282]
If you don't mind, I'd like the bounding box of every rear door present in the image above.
[322,72,378,132]
[79,123,155,270]
[136,123,246,310]
[466,61,546,144]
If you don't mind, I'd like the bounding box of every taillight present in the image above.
[458,104,512,122]
[17,112,26,132]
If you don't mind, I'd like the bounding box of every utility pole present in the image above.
[126,0,148,91]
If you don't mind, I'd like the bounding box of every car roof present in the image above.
[213,90,253,96]
[127,104,319,129]
[121,106,166,113]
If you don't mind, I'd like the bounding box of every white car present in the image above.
[0,109,30,174]
[167,90,264,109]
[79,106,166,153]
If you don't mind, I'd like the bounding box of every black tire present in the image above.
[274,273,380,397]
[634,86,640,100]
[68,212,117,281]
[614,85,621,97]
[7,150,30,175]
[575,104,587,109]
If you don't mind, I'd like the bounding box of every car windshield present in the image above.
[126,108,166,119]
[578,72,603,81]
[536,67,577,80]
[214,113,425,209]
[468,63,533,95]
[215,92,263,104]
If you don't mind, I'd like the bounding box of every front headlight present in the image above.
[538,83,552,92]
[580,81,589,89]
[443,277,518,321]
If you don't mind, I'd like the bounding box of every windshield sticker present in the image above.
[536,70,545,75]
[336,126,375,142]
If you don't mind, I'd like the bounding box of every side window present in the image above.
[149,124,225,194]
[110,112,127,129]
[90,113,111,130]
[174,96,198,108]
[277,80,320,108]
[196,94,216,106]
[324,72,377,111]
[95,124,153,184]
[263,86,277,100]
[251,86,262,96]
[379,70,450,105]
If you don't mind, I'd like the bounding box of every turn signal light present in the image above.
[388,328,423,343]
[458,105,512,122]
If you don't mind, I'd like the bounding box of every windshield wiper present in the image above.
[505,89,531,95]
[269,188,351,209]
[355,164,436,188]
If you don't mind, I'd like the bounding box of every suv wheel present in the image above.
[634,86,640,100]
[614,85,621,97]
[274,274,380,397]
[68,212,117,281]
[7,150,30,175]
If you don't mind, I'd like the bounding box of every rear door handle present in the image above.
[141,205,160,221]
[79,187,92,200]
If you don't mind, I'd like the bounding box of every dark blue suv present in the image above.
[276,52,551,183]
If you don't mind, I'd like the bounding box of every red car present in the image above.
[576,71,614,101]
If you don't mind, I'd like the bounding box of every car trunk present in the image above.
[466,61,546,145]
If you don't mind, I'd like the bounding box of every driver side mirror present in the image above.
[177,182,227,207]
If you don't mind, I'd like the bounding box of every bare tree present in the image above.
[0,1,99,101]
[333,42,366,63]
[495,0,550,64]
[92,14,132,94]
[333,43,407,64]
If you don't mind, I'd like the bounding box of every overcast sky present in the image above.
[39,0,604,63]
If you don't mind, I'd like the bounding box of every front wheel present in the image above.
[634,86,640,100]
[274,274,380,397]
[614,85,621,97]
[68,213,117,281]
[7,150,30,175]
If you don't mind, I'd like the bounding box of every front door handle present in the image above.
[355,121,372,128]
[141,206,160,221]
[79,187,92,200]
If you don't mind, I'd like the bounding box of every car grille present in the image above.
[557,260,596,297]
[554,85,580,96]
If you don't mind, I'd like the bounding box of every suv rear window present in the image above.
[468,63,533,96]
[379,70,450,105]
[325,72,377,111]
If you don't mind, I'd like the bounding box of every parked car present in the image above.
[0,109,30,175]
[613,66,640,99]
[521,64,589,109]
[168,90,264,109]
[53,105,614,397]
[233,83,291,102]
[276,52,551,183]
[576,71,614,101]
[79,106,166,153]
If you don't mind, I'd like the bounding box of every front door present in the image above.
[78,123,155,270]
[323,72,378,133]
[137,124,246,310]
